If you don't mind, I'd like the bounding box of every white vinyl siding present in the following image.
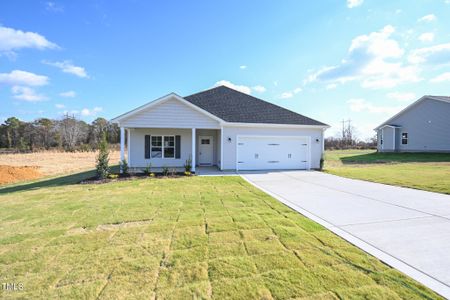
[120,97,220,129]
[129,128,191,168]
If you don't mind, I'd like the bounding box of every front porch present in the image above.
[119,127,222,173]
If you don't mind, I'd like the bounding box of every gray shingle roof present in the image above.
[184,86,328,126]
[427,95,450,103]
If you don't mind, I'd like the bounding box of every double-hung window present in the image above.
[151,135,175,158]
[401,133,408,145]
[163,136,175,158]
[151,136,162,158]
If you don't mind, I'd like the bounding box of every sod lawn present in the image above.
[0,175,442,299]
[325,150,450,194]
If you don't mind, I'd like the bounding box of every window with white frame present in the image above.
[151,136,175,158]
[151,136,162,158]
[163,136,175,158]
[401,132,408,145]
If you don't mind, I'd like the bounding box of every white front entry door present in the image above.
[237,136,310,170]
[198,136,214,165]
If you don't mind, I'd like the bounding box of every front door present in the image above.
[198,136,213,165]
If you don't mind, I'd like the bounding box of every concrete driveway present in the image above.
[241,170,450,298]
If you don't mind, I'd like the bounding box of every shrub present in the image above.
[184,156,192,172]
[184,171,191,176]
[108,174,119,179]
[149,172,155,177]
[143,163,152,175]
[162,166,169,176]
[319,156,324,171]
[120,159,129,175]
[96,133,110,179]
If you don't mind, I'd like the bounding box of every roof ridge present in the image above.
[185,85,328,126]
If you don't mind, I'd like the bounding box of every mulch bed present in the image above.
[79,172,192,184]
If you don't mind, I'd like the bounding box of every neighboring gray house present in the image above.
[112,86,329,172]
[375,95,450,152]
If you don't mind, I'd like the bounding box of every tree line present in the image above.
[0,114,120,152]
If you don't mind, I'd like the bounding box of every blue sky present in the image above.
[1,0,449,139]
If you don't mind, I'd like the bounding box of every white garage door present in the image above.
[237,136,310,170]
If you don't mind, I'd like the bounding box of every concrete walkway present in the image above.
[241,170,450,298]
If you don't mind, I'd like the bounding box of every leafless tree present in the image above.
[60,114,84,151]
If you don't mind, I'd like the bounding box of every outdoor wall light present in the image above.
[227,137,232,143]
[316,138,320,143]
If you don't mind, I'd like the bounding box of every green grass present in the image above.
[0,176,442,299]
[325,150,450,194]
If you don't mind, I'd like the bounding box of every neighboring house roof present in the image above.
[184,86,328,126]
[374,95,450,130]
[112,85,329,127]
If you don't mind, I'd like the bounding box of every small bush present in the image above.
[319,157,324,171]
[96,134,110,179]
[108,174,119,179]
[162,166,169,176]
[149,173,155,177]
[120,159,129,175]
[143,163,152,175]
[184,171,191,176]
[184,156,192,172]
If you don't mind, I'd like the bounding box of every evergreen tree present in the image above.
[96,133,110,179]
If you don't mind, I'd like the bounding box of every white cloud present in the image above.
[11,86,47,102]
[347,98,402,114]
[347,0,363,8]
[55,103,65,109]
[280,92,293,99]
[81,107,103,116]
[214,80,252,94]
[239,65,247,70]
[43,60,89,78]
[408,43,450,65]
[252,85,266,93]
[45,2,64,12]
[307,25,421,89]
[279,87,301,99]
[418,14,437,22]
[0,70,49,86]
[387,92,416,102]
[326,83,338,90]
[0,26,58,55]
[418,32,435,42]
[430,72,450,83]
[59,90,76,98]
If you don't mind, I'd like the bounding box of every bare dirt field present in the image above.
[0,150,121,185]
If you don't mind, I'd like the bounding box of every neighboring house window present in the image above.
[151,135,175,158]
[402,133,408,145]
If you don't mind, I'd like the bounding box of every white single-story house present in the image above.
[111,86,329,172]
[375,95,450,153]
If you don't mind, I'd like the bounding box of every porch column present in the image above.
[192,128,196,172]
[120,127,125,173]
[220,126,224,170]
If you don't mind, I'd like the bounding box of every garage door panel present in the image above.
[237,136,309,170]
